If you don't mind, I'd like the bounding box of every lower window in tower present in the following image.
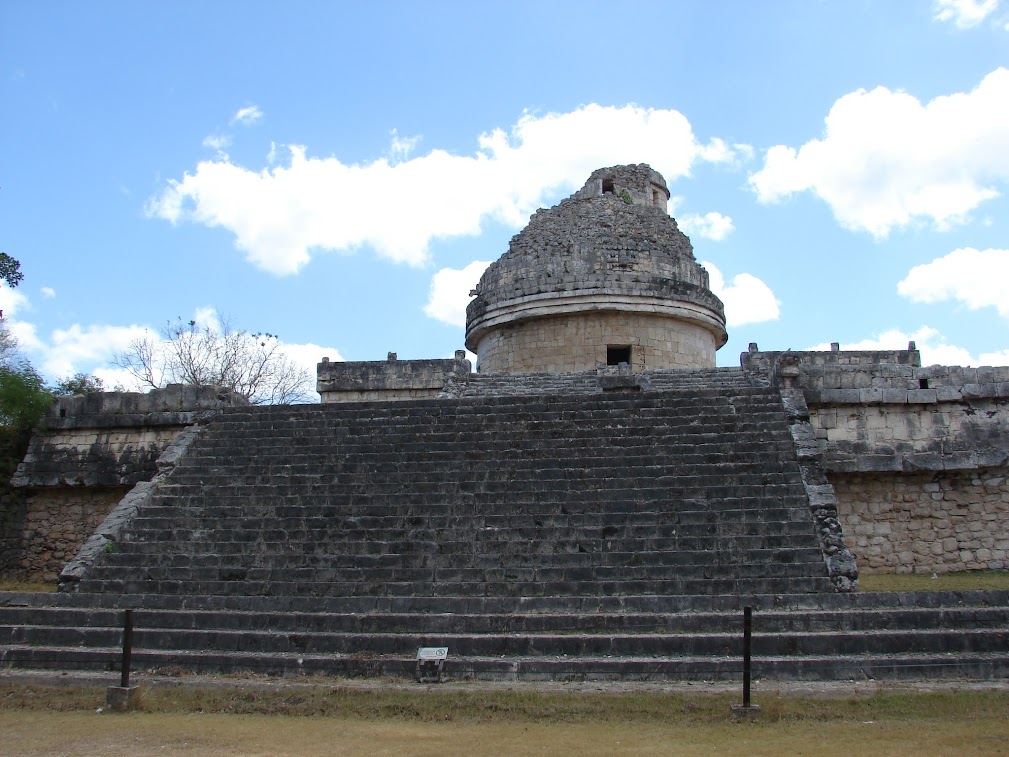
[607,345,632,366]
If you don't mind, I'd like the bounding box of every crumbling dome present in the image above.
[465,164,728,373]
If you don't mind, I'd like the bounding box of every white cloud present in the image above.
[40,286,56,299]
[41,323,151,379]
[805,325,1009,366]
[278,340,344,383]
[424,261,492,327]
[934,0,998,27]
[231,105,263,126]
[749,68,1009,237]
[388,129,420,163]
[897,247,1009,318]
[678,211,734,241]
[9,302,345,392]
[702,261,780,327]
[148,104,746,276]
[202,133,232,153]
[0,283,30,318]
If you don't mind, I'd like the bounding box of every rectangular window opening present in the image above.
[602,179,615,194]
[919,378,929,389]
[607,345,632,366]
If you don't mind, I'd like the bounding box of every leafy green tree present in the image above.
[0,361,52,484]
[52,372,105,396]
[0,252,23,289]
[0,255,53,484]
[0,362,51,434]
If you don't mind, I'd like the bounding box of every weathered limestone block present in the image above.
[317,352,472,403]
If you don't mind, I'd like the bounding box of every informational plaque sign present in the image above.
[416,647,448,682]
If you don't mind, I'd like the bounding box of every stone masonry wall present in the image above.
[3,487,128,582]
[477,311,717,373]
[833,468,1009,574]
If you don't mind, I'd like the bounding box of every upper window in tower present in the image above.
[602,179,615,195]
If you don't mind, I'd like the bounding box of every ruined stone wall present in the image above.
[744,347,1009,574]
[476,311,717,374]
[5,384,247,582]
[2,487,128,582]
[833,468,1009,574]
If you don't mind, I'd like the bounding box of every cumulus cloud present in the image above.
[749,68,1009,237]
[678,211,734,241]
[7,302,343,392]
[423,261,492,327]
[897,247,1009,318]
[202,133,232,154]
[39,323,151,379]
[148,104,746,276]
[806,326,1009,367]
[231,105,263,125]
[702,261,780,327]
[933,0,999,27]
[278,341,344,376]
[40,286,55,299]
[0,282,30,319]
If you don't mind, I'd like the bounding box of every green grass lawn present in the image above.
[858,570,1009,592]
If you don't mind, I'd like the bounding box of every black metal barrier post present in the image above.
[730,606,761,718]
[742,606,752,707]
[107,609,140,712]
[120,609,134,688]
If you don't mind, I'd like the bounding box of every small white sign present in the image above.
[417,647,448,660]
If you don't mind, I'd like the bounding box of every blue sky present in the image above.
[2,0,1008,395]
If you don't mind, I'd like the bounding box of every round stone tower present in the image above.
[465,164,728,373]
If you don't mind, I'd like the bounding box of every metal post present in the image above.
[120,609,134,688]
[742,606,752,708]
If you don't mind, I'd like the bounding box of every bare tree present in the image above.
[113,316,313,404]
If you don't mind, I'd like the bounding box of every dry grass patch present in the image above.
[859,570,1009,593]
[0,580,55,593]
[2,685,1009,756]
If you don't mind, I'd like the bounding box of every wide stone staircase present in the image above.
[4,379,1009,681]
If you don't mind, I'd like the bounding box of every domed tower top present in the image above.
[465,164,728,374]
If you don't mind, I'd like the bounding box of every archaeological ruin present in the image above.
[2,164,1009,681]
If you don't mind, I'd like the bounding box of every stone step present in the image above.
[99,547,826,571]
[127,508,818,533]
[7,642,1008,681]
[83,559,827,586]
[6,623,1009,660]
[7,604,1009,636]
[116,518,818,544]
[77,575,834,597]
[13,588,1009,614]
